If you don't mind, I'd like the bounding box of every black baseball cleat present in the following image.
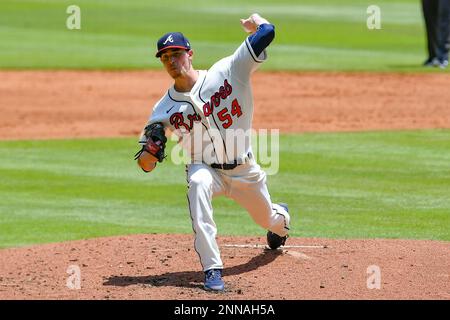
[266,231,288,250]
[267,203,289,250]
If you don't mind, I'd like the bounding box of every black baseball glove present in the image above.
[134,122,167,163]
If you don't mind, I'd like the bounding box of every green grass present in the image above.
[0,0,439,71]
[0,131,449,248]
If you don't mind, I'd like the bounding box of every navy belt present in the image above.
[210,162,239,170]
[210,152,252,170]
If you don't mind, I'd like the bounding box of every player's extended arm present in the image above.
[240,13,275,57]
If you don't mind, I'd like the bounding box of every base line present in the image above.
[222,244,328,249]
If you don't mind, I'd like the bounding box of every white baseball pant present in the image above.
[186,159,290,272]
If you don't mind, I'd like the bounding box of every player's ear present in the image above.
[187,50,193,59]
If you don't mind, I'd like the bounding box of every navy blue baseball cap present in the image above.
[155,32,191,58]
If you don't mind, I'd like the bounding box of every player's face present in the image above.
[160,49,193,79]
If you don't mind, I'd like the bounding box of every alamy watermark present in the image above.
[66,5,81,30]
[366,265,381,289]
[367,5,381,30]
[66,264,81,290]
[168,126,280,175]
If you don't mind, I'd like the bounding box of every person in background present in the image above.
[421,0,450,68]
[447,28,450,51]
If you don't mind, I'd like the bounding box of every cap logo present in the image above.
[163,34,174,45]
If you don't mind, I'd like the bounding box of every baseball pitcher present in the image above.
[135,13,291,291]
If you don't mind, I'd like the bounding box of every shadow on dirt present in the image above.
[103,249,282,289]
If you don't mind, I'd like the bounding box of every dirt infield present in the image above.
[0,234,449,300]
[1,71,450,140]
[0,70,449,300]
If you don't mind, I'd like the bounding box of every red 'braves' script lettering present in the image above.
[203,79,233,116]
[187,113,202,128]
[170,112,201,132]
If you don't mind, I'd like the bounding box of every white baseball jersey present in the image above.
[140,37,267,164]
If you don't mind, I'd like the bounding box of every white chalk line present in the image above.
[222,244,328,249]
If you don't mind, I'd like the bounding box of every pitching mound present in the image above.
[0,234,448,300]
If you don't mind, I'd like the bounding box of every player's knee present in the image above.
[253,211,285,230]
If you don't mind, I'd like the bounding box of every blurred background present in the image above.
[0,0,432,71]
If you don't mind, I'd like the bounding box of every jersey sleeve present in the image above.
[228,23,274,82]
